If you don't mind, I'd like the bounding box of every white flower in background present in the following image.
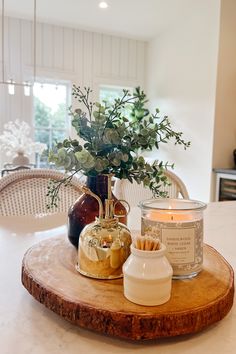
[0,119,46,157]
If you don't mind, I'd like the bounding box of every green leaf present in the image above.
[46,84,190,207]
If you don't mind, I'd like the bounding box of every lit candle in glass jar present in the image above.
[139,199,207,279]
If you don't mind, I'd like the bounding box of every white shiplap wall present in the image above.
[0,16,147,165]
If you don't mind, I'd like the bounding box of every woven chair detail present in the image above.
[113,169,189,208]
[0,169,82,216]
[161,169,189,199]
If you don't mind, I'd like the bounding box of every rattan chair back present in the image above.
[113,169,189,208]
[0,169,82,216]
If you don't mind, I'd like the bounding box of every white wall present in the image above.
[0,17,147,166]
[212,0,236,170]
[146,0,220,202]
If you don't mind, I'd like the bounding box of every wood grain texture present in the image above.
[21,236,234,341]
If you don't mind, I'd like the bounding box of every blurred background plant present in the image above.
[48,86,190,205]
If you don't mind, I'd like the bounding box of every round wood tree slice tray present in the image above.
[22,236,234,341]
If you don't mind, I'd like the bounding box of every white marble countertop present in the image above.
[0,202,236,354]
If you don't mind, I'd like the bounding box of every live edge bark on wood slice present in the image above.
[21,235,234,341]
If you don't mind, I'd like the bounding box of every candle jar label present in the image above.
[141,218,203,278]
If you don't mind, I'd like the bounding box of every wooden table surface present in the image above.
[22,237,234,340]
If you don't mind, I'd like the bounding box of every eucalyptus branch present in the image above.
[107,94,137,122]
[72,85,93,120]
[48,85,190,205]
[46,170,79,209]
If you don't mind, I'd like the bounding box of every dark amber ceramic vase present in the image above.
[68,175,127,247]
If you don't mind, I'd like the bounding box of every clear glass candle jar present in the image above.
[140,199,207,279]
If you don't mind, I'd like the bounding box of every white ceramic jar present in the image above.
[123,243,173,306]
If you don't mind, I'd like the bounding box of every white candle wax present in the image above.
[140,199,206,279]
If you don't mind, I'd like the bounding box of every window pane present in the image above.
[35,129,50,149]
[52,130,67,147]
[34,97,51,128]
[100,85,133,117]
[39,152,51,168]
[33,81,69,154]
[100,86,129,105]
[52,103,67,129]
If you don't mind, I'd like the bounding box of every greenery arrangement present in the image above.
[48,85,190,206]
